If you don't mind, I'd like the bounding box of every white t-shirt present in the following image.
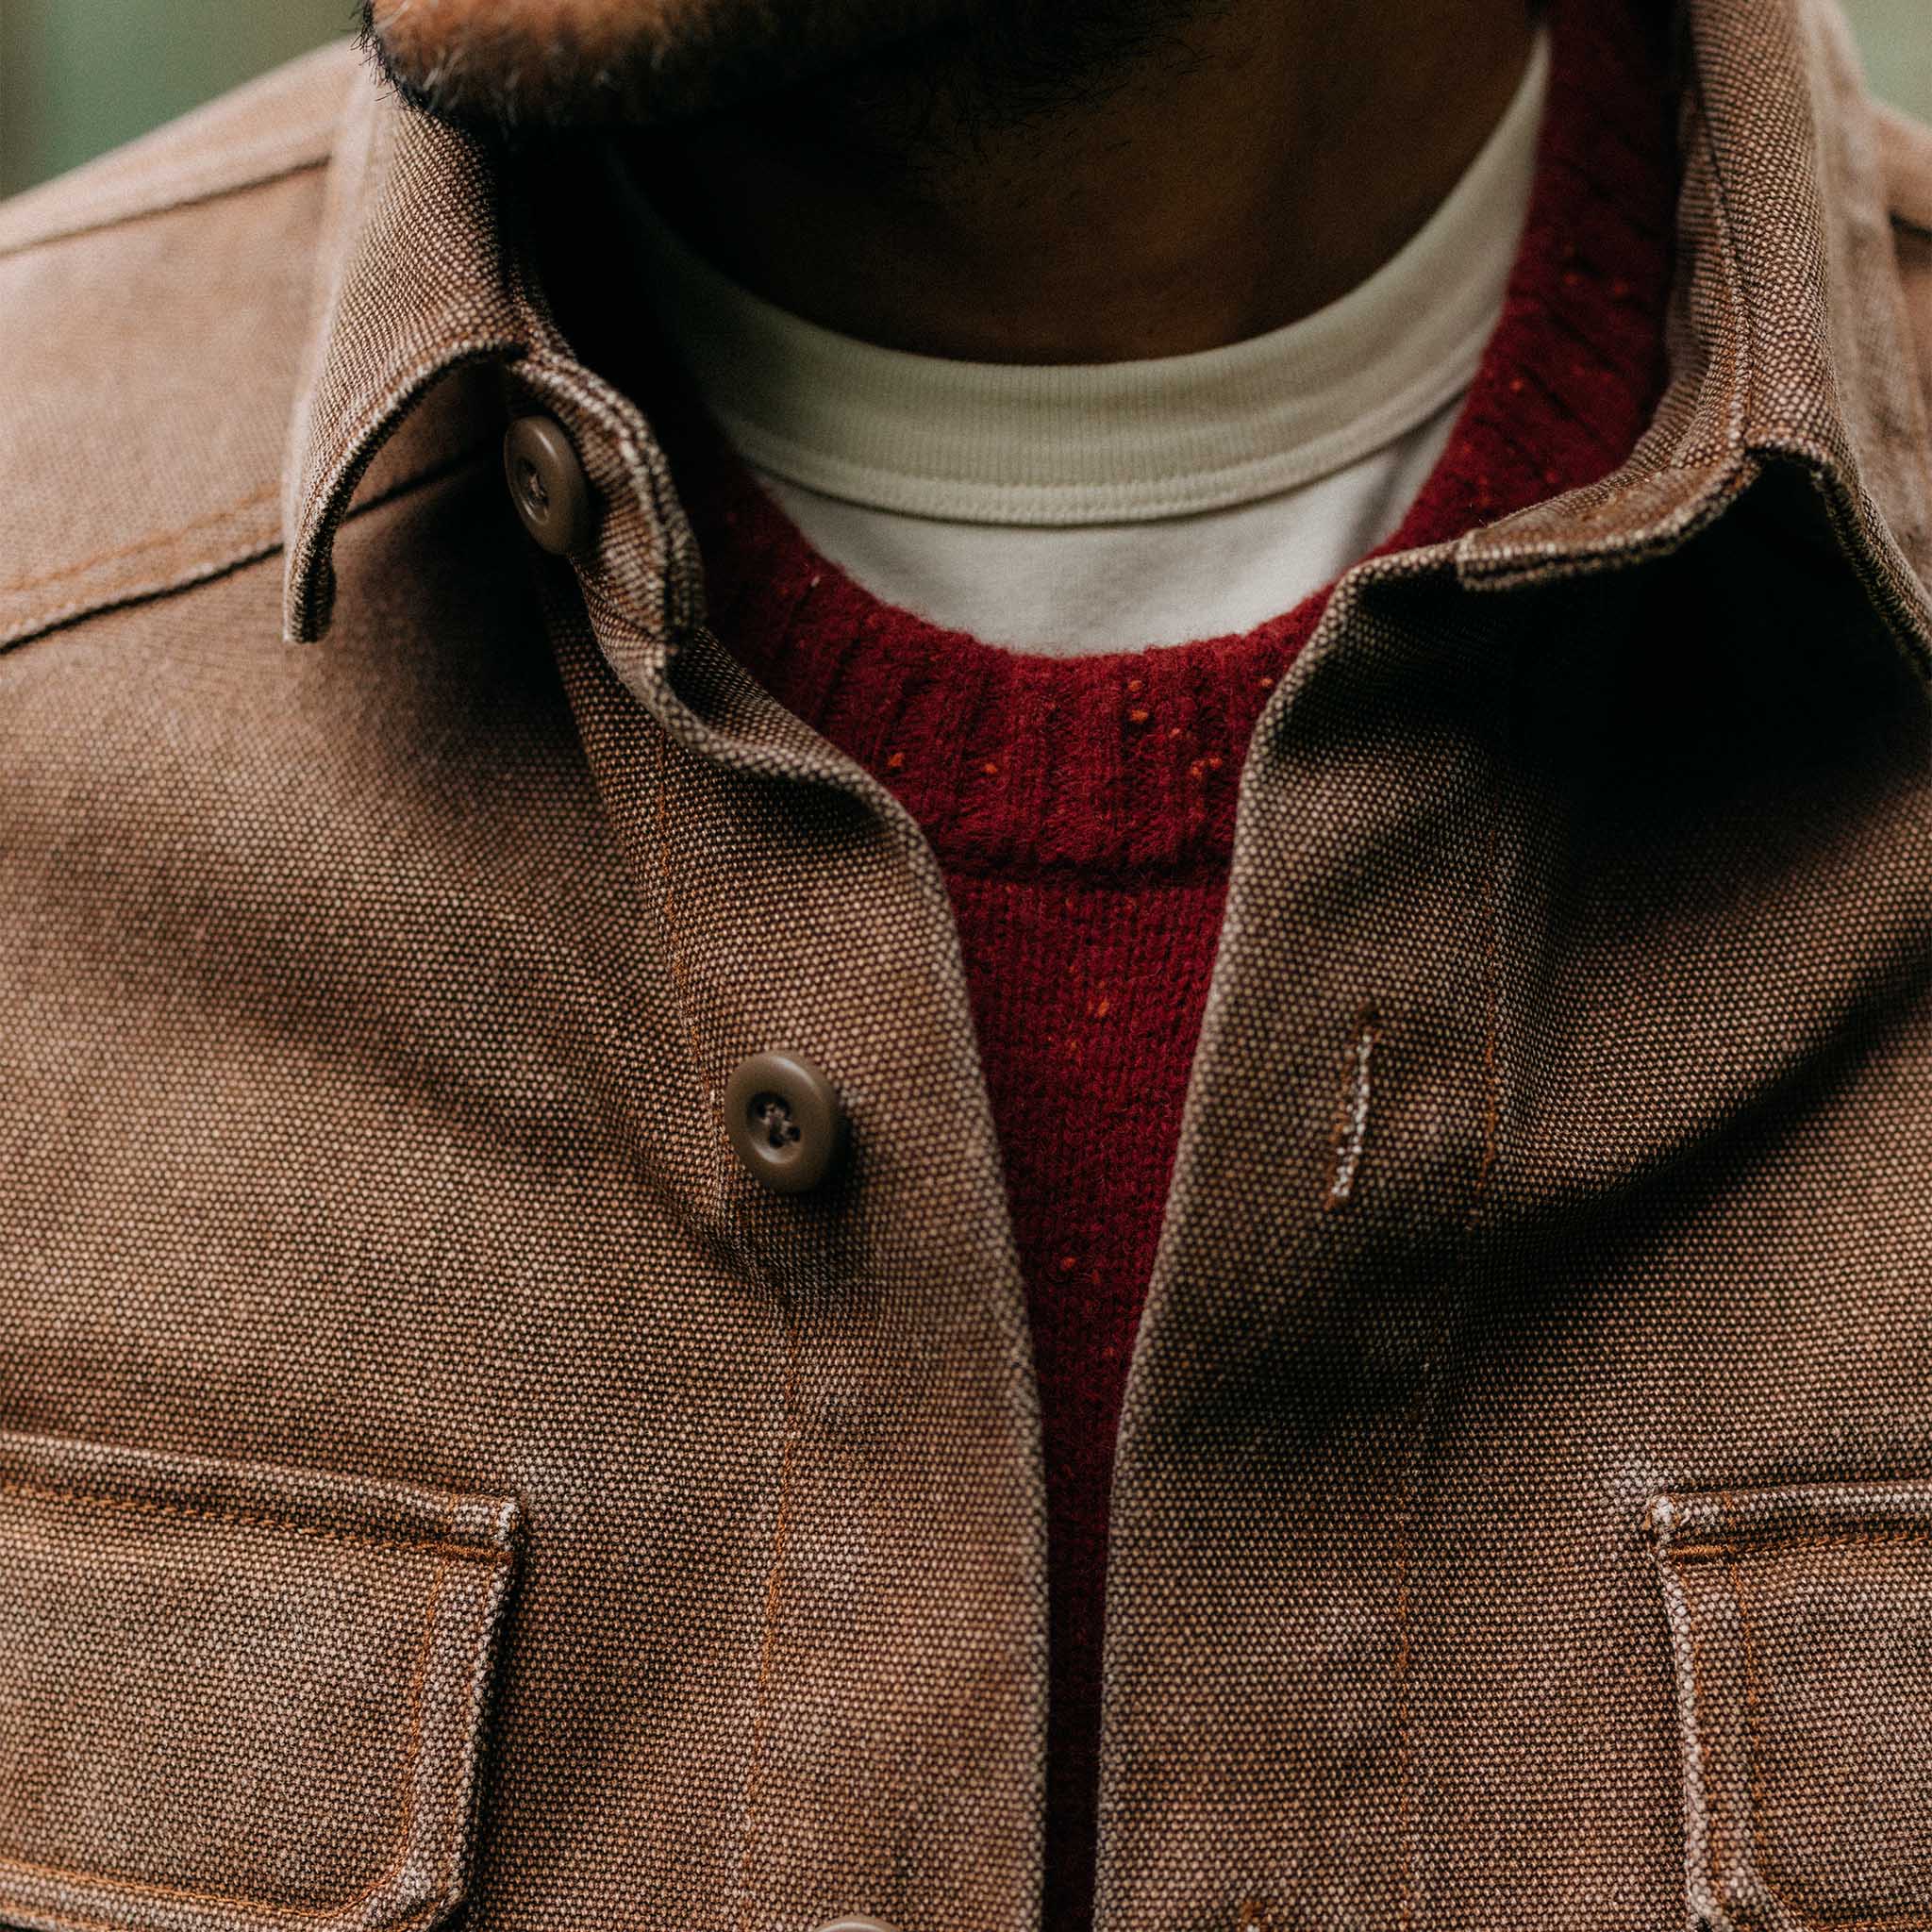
[617,30,1549,657]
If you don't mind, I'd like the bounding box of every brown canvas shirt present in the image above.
[5,4,1932,1932]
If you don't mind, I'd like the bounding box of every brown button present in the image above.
[724,1051,845,1194]
[502,414,591,555]
[811,1921,898,1932]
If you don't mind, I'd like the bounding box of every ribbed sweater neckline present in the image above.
[675,0,1675,881]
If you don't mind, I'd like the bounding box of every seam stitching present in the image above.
[2,441,493,649]
[0,150,332,264]
[0,1895,457,1932]
[734,1316,804,1932]
[1393,1457,1419,1932]
[0,1474,508,1566]
[0,487,281,598]
[1467,775,1505,1224]
[0,1494,490,1921]
[1324,1006,1381,1210]
[1693,1501,1932,1932]
[1680,1569,1734,1912]
[1,538,281,648]
[1669,1528,1932,1561]
[1394,722,1510,1922]
[1686,11,1756,459]
[652,725,724,1156]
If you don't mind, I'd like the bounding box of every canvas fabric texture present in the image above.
[655,9,1677,1923]
[3,5,1932,1932]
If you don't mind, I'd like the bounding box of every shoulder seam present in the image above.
[0,148,332,264]
[0,42,358,262]
[0,484,279,602]
[0,442,494,652]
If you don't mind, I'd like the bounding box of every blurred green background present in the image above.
[1,0,356,193]
[2,0,1930,197]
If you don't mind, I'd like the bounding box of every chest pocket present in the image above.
[1650,1480,1932,1932]
[0,1429,519,1932]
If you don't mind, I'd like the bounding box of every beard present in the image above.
[358,0,958,131]
[358,0,1204,139]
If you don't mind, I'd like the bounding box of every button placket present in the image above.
[508,353,1046,1932]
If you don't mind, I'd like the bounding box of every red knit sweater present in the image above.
[669,5,1675,1919]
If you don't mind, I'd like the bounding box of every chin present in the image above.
[360,0,968,132]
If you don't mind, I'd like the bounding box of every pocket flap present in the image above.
[1649,1480,1932,1932]
[0,1430,520,1932]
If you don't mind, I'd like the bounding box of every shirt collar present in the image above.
[281,71,531,642]
[281,0,1932,653]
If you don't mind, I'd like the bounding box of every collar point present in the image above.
[280,542,337,645]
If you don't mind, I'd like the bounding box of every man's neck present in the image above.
[632,0,1539,365]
